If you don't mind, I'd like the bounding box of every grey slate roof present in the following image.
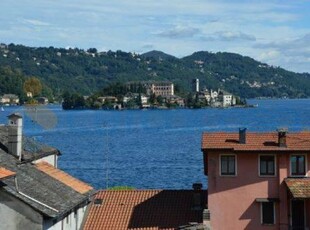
[0,126,96,218]
[0,125,60,163]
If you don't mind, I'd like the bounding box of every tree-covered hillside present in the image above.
[0,43,310,99]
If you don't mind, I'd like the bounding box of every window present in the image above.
[261,202,275,224]
[220,155,236,175]
[260,155,275,176]
[291,155,306,176]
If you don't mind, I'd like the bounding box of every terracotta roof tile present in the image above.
[202,131,310,151]
[285,178,310,198]
[35,161,93,194]
[84,190,206,230]
[0,167,16,180]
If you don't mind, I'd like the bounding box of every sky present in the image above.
[1,0,310,73]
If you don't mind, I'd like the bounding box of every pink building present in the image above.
[201,129,310,230]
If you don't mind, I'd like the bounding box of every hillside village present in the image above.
[0,93,49,107]
[1,43,310,101]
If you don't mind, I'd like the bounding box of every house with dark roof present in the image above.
[0,113,96,230]
[83,185,208,230]
[37,97,49,105]
[201,128,310,229]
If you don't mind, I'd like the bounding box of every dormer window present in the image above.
[290,155,306,176]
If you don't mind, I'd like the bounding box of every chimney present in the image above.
[277,128,288,148]
[7,113,23,160]
[239,128,247,144]
[203,209,211,225]
[192,183,203,210]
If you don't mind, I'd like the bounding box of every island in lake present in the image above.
[62,80,247,110]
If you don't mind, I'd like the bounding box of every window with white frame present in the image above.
[220,155,236,176]
[259,155,275,176]
[261,201,275,224]
[291,155,306,176]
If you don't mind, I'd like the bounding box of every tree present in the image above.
[87,48,97,53]
[23,77,42,97]
[62,92,86,110]
[149,93,156,104]
[186,93,194,107]
[62,91,72,110]
[156,95,163,105]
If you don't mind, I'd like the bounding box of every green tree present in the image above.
[62,92,86,110]
[87,48,97,53]
[149,93,156,104]
[156,95,163,105]
[186,93,194,107]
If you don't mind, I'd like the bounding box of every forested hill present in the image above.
[1,43,310,99]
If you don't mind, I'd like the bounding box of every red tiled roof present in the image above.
[285,178,310,198]
[35,161,93,194]
[83,190,206,230]
[0,167,16,180]
[201,131,310,151]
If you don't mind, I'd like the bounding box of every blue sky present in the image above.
[1,0,310,73]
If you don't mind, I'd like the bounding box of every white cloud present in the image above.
[1,0,310,72]
[141,44,154,50]
[202,31,256,41]
[156,26,201,39]
[258,50,281,61]
[23,19,50,26]
[252,33,310,72]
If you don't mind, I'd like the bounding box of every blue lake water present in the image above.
[1,99,310,189]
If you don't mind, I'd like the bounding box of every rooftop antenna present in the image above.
[104,122,110,189]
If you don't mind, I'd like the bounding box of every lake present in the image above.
[1,99,310,189]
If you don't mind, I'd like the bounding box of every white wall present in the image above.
[0,189,43,230]
[34,154,58,168]
[223,95,232,107]
[43,204,88,230]
[0,186,88,230]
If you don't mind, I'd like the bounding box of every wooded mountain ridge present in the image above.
[1,43,310,100]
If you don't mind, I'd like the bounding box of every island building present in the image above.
[0,113,96,230]
[198,89,236,107]
[149,81,174,96]
[192,78,200,93]
[217,90,235,107]
[201,128,310,229]
[97,96,118,104]
[126,81,174,96]
[162,95,185,107]
[123,93,148,104]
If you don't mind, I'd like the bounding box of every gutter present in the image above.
[14,176,59,213]
[55,189,97,221]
